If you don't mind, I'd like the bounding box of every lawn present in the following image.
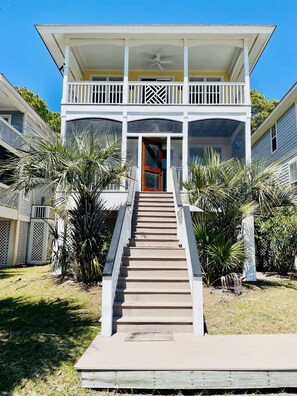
[0,266,296,395]
[0,265,102,396]
[204,274,297,335]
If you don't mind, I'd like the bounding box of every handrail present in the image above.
[171,166,204,335]
[101,166,137,336]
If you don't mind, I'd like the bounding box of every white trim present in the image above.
[189,75,224,82]
[89,74,124,80]
[270,122,278,154]
[0,114,12,124]
[289,159,297,185]
[127,132,183,138]
[138,76,175,81]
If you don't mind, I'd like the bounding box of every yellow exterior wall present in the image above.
[83,70,229,81]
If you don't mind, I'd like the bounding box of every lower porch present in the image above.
[75,333,297,389]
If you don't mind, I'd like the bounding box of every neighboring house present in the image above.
[0,74,53,268]
[36,25,275,342]
[252,82,297,186]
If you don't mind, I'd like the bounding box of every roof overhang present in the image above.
[252,82,297,145]
[0,73,50,130]
[36,24,276,80]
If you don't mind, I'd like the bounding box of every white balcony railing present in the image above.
[0,117,23,149]
[189,82,245,105]
[0,185,19,209]
[128,82,183,105]
[67,82,123,104]
[66,81,246,106]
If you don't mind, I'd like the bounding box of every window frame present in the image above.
[270,123,278,153]
[289,160,297,185]
[0,114,12,124]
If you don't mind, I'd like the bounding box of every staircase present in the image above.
[112,191,193,333]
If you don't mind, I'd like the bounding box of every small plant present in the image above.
[255,208,297,275]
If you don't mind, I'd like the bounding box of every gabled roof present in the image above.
[0,73,51,134]
[252,82,297,145]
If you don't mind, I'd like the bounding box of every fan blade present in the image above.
[160,60,173,64]
[157,63,164,70]
[156,52,162,61]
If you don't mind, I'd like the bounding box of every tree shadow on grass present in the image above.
[0,269,23,280]
[0,296,98,394]
[245,278,297,291]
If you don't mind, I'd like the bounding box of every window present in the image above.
[290,161,297,185]
[0,114,12,124]
[23,189,31,201]
[271,124,277,152]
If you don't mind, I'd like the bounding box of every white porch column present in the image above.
[121,112,128,191]
[137,135,142,191]
[245,116,252,164]
[183,39,189,105]
[123,39,129,104]
[166,135,172,191]
[62,43,70,104]
[243,39,251,105]
[182,112,189,188]
[242,215,256,281]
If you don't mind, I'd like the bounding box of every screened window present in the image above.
[290,161,297,185]
[271,124,277,153]
[128,119,182,134]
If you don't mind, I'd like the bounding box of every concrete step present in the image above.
[123,247,186,258]
[113,317,193,333]
[113,302,192,317]
[131,234,179,240]
[134,202,175,208]
[117,277,190,290]
[135,196,174,201]
[128,238,179,247]
[134,207,175,213]
[120,267,188,278]
[121,257,187,267]
[132,227,177,234]
[115,289,192,303]
[132,217,177,223]
[136,192,173,197]
[132,223,177,230]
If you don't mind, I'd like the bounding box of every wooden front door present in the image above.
[142,138,162,191]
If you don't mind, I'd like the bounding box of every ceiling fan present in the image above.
[146,52,173,70]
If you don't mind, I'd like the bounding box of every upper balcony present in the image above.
[36,25,275,110]
[66,80,246,106]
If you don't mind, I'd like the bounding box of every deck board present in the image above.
[75,333,297,389]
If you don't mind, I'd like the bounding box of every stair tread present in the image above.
[114,316,192,323]
[116,288,191,294]
[122,256,186,261]
[121,264,187,269]
[118,276,189,281]
[114,301,192,307]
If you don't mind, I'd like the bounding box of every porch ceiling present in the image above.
[72,42,240,73]
[36,24,276,81]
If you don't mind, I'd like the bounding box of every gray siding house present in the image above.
[0,73,54,267]
[252,83,297,185]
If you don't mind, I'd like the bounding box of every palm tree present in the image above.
[2,129,129,283]
[184,150,297,286]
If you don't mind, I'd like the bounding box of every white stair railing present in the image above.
[101,166,137,336]
[170,166,204,336]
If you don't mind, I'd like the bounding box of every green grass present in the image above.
[1,266,296,395]
[204,275,297,335]
[0,265,102,396]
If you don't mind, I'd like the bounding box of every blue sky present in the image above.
[0,0,296,112]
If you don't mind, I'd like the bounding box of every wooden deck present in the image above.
[75,333,297,389]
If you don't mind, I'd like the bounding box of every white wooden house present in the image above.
[36,24,297,391]
[0,74,54,268]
